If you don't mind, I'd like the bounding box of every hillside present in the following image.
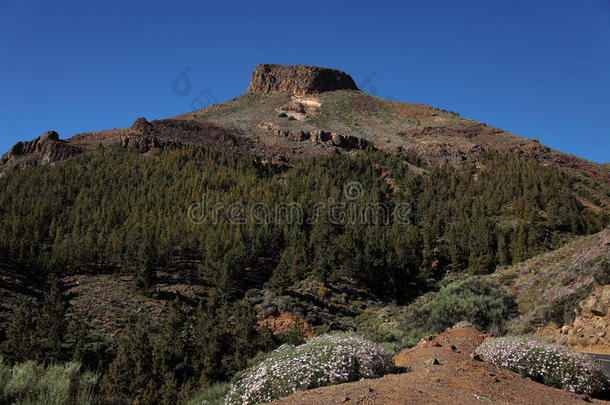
[489,228,610,351]
[0,64,608,404]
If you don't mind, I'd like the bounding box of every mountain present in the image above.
[0,64,608,404]
[3,64,609,189]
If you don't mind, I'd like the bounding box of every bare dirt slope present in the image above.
[269,328,606,405]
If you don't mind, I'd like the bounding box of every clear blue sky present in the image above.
[1,0,609,163]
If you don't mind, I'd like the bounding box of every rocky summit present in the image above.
[247,64,358,96]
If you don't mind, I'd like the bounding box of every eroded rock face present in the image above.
[563,285,610,351]
[257,122,369,151]
[120,117,252,153]
[120,117,161,151]
[0,131,83,172]
[247,64,358,96]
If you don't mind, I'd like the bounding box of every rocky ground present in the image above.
[270,327,608,405]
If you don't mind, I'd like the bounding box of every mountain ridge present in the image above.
[1,64,608,187]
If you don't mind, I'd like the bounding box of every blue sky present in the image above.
[1,0,609,163]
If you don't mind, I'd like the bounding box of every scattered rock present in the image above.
[470,352,483,362]
[256,122,369,151]
[424,357,441,366]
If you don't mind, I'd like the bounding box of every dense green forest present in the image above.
[0,143,606,403]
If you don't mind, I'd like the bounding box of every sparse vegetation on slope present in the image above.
[490,228,610,334]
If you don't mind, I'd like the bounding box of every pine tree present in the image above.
[153,299,191,403]
[231,298,263,372]
[101,316,155,403]
[3,298,37,363]
[192,289,231,385]
[37,274,66,364]
[134,233,157,294]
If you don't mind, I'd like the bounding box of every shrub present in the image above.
[225,333,394,405]
[278,112,287,118]
[422,277,517,334]
[475,337,608,397]
[592,257,610,285]
[287,116,296,120]
[186,382,230,405]
[0,359,99,404]
[543,284,593,326]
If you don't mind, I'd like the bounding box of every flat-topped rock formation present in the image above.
[247,64,358,96]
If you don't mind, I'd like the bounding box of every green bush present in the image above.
[225,333,394,405]
[278,112,288,118]
[592,257,610,285]
[186,382,230,405]
[544,284,593,326]
[423,277,517,334]
[398,277,517,345]
[0,359,99,405]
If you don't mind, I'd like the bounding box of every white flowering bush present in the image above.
[225,333,395,405]
[453,320,476,329]
[476,337,608,396]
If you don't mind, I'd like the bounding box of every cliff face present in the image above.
[247,64,358,96]
[564,285,610,352]
[0,131,83,173]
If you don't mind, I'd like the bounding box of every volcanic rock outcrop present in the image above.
[247,64,358,96]
[257,122,369,150]
[0,130,83,173]
[120,117,161,151]
[120,117,252,153]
